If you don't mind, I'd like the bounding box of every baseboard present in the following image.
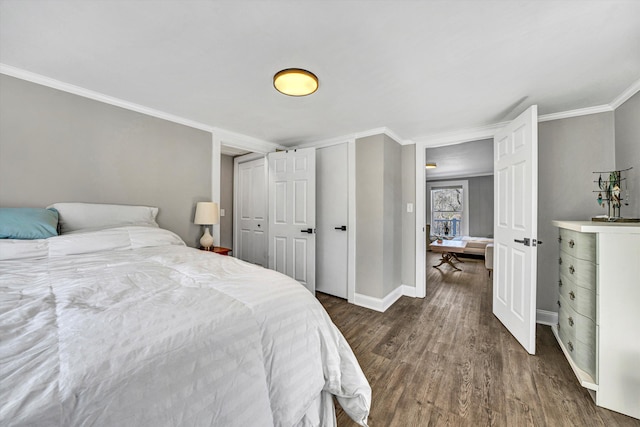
[401,284,417,298]
[536,309,558,326]
[353,285,408,312]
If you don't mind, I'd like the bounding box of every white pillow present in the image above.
[47,202,159,234]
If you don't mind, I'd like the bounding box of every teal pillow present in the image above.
[0,208,59,239]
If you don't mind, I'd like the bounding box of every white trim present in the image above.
[415,143,427,298]
[538,105,613,122]
[401,284,417,298]
[610,77,640,110]
[352,284,416,312]
[353,286,404,312]
[426,171,495,181]
[213,127,283,154]
[536,309,558,326]
[4,63,638,153]
[347,139,357,304]
[211,135,221,247]
[0,63,282,155]
[298,127,413,150]
[0,63,213,132]
[297,135,354,150]
[413,122,507,148]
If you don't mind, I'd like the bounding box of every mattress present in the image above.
[0,226,371,426]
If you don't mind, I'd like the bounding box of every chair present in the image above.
[485,243,494,277]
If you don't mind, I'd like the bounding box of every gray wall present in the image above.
[220,154,234,249]
[401,144,416,287]
[383,135,402,297]
[614,91,640,218]
[426,175,494,238]
[537,112,615,312]
[0,74,212,247]
[356,135,385,298]
[355,134,407,299]
[468,175,494,237]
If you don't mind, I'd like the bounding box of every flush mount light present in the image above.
[425,163,437,169]
[273,68,318,96]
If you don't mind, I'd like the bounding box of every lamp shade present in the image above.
[194,202,219,225]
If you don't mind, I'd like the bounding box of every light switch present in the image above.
[407,203,413,213]
[220,208,225,217]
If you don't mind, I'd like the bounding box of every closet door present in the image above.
[316,143,348,298]
[235,156,267,267]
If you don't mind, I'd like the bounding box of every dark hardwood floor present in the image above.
[317,252,640,427]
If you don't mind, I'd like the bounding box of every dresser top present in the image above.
[552,220,640,233]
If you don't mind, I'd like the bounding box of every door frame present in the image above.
[415,126,506,299]
[233,152,268,260]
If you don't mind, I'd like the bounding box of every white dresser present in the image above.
[552,221,640,419]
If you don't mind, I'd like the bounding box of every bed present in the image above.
[0,206,371,426]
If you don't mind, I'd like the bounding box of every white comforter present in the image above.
[0,227,370,426]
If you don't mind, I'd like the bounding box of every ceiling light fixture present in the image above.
[273,68,318,96]
[425,163,437,169]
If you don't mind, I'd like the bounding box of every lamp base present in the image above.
[200,227,214,250]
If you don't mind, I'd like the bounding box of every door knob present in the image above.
[334,225,347,231]
[301,228,314,234]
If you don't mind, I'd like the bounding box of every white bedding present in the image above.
[0,227,370,426]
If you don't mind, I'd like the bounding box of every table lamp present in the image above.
[194,202,219,250]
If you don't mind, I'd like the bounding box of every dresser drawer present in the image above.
[558,295,596,344]
[559,272,596,320]
[558,296,596,378]
[558,228,596,262]
[558,251,597,292]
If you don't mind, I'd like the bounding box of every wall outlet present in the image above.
[407,203,413,213]
[220,208,225,217]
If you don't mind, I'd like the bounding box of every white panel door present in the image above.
[236,157,267,267]
[268,148,316,293]
[316,143,348,298]
[493,105,538,355]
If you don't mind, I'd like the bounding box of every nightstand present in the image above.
[200,246,232,256]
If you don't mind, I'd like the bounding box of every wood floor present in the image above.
[317,252,640,427]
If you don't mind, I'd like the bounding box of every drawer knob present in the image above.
[559,257,563,265]
[557,300,561,308]
[569,291,575,300]
[569,265,575,275]
[569,316,574,326]
[568,341,574,352]
[568,239,575,248]
[558,236,562,243]
[558,279,563,287]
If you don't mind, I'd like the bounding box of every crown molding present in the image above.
[299,126,413,150]
[538,104,613,122]
[296,134,356,150]
[609,77,640,110]
[4,63,636,152]
[413,122,508,147]
[0,63,281,154]
[211,127,283,154]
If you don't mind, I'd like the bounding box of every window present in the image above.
[427,180,469,237]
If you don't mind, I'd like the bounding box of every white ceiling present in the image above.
[1,1,638,147]
[426,139,494,180]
